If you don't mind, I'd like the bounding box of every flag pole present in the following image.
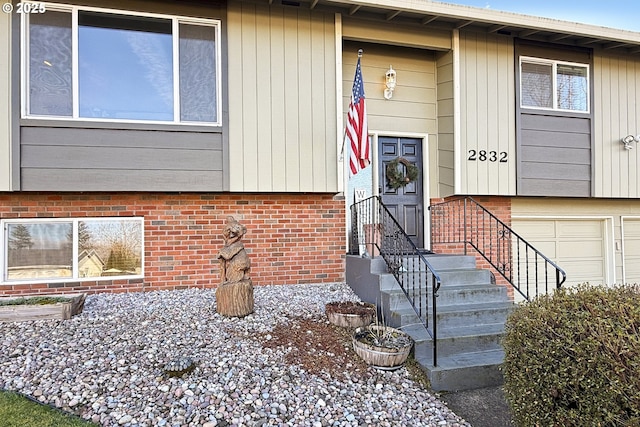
[340,49,363,159]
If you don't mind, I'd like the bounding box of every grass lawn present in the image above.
[0,390,97,427]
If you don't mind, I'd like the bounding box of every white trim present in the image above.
[452,29,461,194]
[20,12,30,119]
[172,19,181,123]
[21,2,222,126]
[1,217,145,284]
[371,133,379,196]
[72,7,79,118]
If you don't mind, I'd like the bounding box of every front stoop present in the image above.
[345,254,515,392]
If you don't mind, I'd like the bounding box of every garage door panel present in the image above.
[624,239,640,253]
[512,218,607,290]
[525,241,556,257]
[623,219,640,284]
[558,240,604,259]
[557,221,603,239]
[560,260,604,279]
[515,221,555,238]
[624,265,640,284]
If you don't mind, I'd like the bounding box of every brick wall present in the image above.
[430,196,513,291]
[0,192,346,295]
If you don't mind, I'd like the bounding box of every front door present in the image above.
[379,136,424,248]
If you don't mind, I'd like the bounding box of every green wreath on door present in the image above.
[386,157,419,190]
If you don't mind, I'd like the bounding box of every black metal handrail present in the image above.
[350,196,443,366]
[429,197,566,301]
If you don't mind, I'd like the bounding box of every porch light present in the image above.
[384,65,396,100]
[622,134,637,150]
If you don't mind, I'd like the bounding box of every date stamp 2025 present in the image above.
[3,2,47,14]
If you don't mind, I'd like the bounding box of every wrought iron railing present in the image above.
[350,196,443,366]
[429,197,566,301]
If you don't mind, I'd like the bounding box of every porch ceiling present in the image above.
[258,0,640,54]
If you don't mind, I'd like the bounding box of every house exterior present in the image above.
[2,0,640,295]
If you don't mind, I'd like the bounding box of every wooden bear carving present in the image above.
[216,216,254,317]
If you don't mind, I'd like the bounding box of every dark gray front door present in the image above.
[379,136,424,248]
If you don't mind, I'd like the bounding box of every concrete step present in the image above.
[434,302,515,329]
[423,254,478,270]
[382,291,514,328]
[383,283,509,307]
[387,254,477,272]
[414,323,506,362]
[418,349,505,392]
[346,254,512,392]
[437,269,496,286]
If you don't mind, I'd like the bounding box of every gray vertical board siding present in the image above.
[341,17,451,51]
[20,126,224,191]
[342,41,437,135]
[458,31,516,196]
[515,39,593,198]
[436,50,454,197]
[226,2,337,193]
[593,50,640,199]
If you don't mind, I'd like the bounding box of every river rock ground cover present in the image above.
[0,283,470,427]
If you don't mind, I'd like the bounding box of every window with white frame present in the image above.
[2,218,144,283]
[520,57,589,113]
[23,5,221,125]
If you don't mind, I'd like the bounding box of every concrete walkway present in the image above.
[439,386,514,427]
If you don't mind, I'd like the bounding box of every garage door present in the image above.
[512,219,608,289]
[623,218,640,284]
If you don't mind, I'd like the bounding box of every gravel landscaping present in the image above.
[0,283,471,427]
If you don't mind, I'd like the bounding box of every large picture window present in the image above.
[2,218,144,283]
[23,5,220,125]
[520,57,589,113]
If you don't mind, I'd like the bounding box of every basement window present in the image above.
[1,218,144,283]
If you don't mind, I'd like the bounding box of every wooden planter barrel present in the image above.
[325,301,376,328]
[352,325,413,370]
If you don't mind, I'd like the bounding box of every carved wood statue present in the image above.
[216,216,254,317]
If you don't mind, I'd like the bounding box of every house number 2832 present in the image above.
[468,150,508,162]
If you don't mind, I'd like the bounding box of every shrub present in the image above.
[503,284,640,427]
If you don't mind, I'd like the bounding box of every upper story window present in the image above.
[520,57,589,113]
[22,5,221,125]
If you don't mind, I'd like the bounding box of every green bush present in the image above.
[503,284,640,427]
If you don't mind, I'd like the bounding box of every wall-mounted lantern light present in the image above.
[622,134,638,150]
[384,65,396,100]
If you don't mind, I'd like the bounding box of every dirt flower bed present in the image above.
[260,316,372,378]
[259,315,429,388]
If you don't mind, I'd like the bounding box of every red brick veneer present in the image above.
[0,193,346,295]
[430,196,512,290]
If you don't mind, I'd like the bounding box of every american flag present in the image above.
[346,55,369,176]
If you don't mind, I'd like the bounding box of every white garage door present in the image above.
[623,218,640,285]
[512,219,608,288]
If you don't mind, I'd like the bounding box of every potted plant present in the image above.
[352,322,413,370]
[325,301,376,328]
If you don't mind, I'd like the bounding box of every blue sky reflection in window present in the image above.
[78,12,174,121]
